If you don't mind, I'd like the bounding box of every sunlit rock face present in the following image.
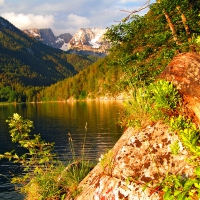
[74,53,200,200]
[159,52,200,126]
[68,28,110,53]
[75,123,193,200]
[23,28,72,50]
[23,27,110,54]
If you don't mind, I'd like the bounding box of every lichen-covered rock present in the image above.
[75,53,200,200]
[159,52,200,125]
[76,122,193,200]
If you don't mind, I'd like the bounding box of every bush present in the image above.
[119,80,181,128]
[0,113,93,199]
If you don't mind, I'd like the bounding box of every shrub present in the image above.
[119,80,181,128]
[0,113,93,199]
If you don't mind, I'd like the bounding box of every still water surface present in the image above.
[0,101,124,200]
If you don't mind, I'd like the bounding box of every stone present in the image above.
[75,122,193,200]
[159,52,200,126]
[74,52,200,199]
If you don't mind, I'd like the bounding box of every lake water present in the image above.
[0,101,124,200]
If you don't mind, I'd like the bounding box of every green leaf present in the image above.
[170,140,180,155]
[164,188,174,200]
[194,182,200,189]
[195,167,200,177]
[177,191,187,200]
[184,179,195,191]
[174,190,183,196]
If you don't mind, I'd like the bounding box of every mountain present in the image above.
[55,33,73,49]
[23,28,110,54]
[23,28,43,41]
[68,28,110,53]
[23,28,73,49]
[0,17,98,88]
[38,1,200,102]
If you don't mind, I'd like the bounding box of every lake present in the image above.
[0,101,124,200]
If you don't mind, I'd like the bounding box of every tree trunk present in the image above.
[176,6,192,43]
[163,10,180,46]
[176,6,195,51]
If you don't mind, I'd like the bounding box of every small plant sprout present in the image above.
[99,150,114,176]
[170,140,180,155]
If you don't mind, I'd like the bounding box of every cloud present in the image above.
[67,14,90,28]
[0,0,4,7]
[0,0,155,36]
[1,12,54,29]
[89,9,126,28]
[51,14,90,35]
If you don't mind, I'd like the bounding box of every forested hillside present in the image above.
[38,0,200,101]
[0,17,99,102]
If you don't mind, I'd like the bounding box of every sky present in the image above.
[0,0,156,36]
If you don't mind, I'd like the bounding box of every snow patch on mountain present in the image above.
[60,42,69,51]
[22,27,110,54]
[68,28,109,53]
[55,37,64,43]
[23,28,43,41]
[89,41,100,48]
[27,29,40,37]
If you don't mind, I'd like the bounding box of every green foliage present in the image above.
[66,53,99,72]
[99,150,114,176]
[161,174,199,200]
[1,0,200,102]
[3,113,55,167]
[68,130,93,178]
[196,36,200,45]
[119,80,181,128]
[79,91,87,100]
[147,80,180,110]
[104,0,200,88]
[160,115,200,199]
[160,166,200,200]
[170,140,180,155]
[0,17,100,102]
[0,114,93,199]
[0,86,17,102]
[170,115,200,156]
[38,57,121,101]
[21,163,68,200]
[119,87,152,128]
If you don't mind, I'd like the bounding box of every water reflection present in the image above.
[0,101,124,200]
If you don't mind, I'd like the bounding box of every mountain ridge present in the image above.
[23,27,110,54]
[0,16,99,88]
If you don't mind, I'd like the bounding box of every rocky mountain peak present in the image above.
[23,28,42,41]
[22,27,110,54]
[22,28,73,49]
[39,28,56,44]
[68,28,110,53]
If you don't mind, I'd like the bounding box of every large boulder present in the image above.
[74,52,200,200]
[159,52,200,126]
[75,123,193,200]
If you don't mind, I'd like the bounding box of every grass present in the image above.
[119,80,181,128]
